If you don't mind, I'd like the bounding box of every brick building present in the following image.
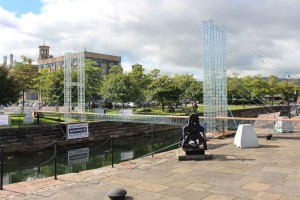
[37,44,122,75]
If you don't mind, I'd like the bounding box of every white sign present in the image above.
[120,151,134,161]
[0,115,10,126]
[68,147,89,165]
[120,109,133,115]
[67,123,89,139]
[4,107,21,114]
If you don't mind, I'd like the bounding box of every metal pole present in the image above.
[0,145,4,190]
[284,72,291,118]
[111,136,114,168]
[222,120,225,138]
[54,142,57,180]
[18,114,20,128]
[287,80,290,119]
[151,132,154,157]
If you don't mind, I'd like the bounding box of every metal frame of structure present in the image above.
[37,111,192,126]
[64,52,72,122]
[202,20,228,134]
[64,52,85,122]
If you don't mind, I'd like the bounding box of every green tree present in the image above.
[101,66,142,107]
[33,68,50,104]
[185,81,203,103]
[266,75,279,105]
[48,69,65,105]
[33,68,65,105]
[85,59,103,104]
[10,56,38,107]
[142,69,161,103]
[227,73,241,104]
[248,75,268,100]
[173,74,197,102]
[277,79,299,104]
[149,76,181,111]
[0,66,21,105]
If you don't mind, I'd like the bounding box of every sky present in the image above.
[0,0,300,80]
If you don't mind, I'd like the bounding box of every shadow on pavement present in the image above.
[259,144,280,148]
[208,143,229,150]
[212,154,255,161]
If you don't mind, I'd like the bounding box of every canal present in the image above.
[2,129,182,185]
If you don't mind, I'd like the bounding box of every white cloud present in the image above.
[1,0,300,80]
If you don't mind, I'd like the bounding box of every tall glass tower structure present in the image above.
[202,20,228,134]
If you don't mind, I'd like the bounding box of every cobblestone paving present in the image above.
[1,132,300,200]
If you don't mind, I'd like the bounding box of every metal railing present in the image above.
[34,111,190,126]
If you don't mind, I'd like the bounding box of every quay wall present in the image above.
[0,121,181,153]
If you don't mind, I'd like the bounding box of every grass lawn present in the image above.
[8,114,64,128]
[1,104,262,128]
[228,105,261,110]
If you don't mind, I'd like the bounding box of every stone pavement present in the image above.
[1,132,300,200]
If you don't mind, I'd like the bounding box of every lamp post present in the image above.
[284,72,290,118]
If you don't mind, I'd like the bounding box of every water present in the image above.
[2,130,182,185]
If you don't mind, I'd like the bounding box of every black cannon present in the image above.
[180,114,207,155]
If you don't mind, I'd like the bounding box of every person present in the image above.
[192,102,198,113]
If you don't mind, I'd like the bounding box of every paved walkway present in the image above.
[1,132,300,200]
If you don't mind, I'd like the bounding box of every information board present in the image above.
[67,123,89,139]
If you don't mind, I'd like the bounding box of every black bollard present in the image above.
[107,187,127,200]
[266,134,272,140]
[0,145,4,190]
[111,136,114,168]
[151,132,154,157]
[54,142,57,180]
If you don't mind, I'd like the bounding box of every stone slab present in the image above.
[178,153,212,161]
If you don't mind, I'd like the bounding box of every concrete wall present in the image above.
[0,121,181,153]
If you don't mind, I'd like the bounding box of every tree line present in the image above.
[0,56,299,110]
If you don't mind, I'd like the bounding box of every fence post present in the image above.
[0,145,4,190]
[54,142,57,180]
[222,120,225,138]
[111,136,114,168]
[151,132,154,157]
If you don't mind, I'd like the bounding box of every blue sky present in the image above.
[0,0,42,17]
